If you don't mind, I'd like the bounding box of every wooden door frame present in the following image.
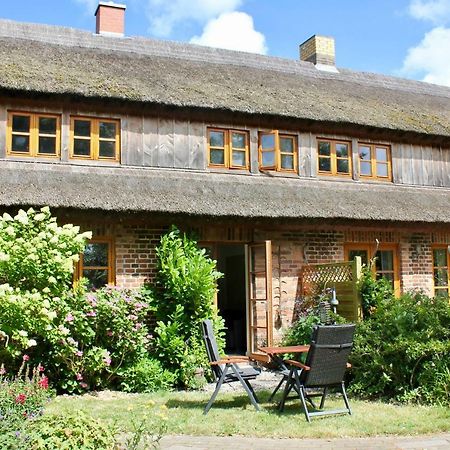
[245,240,273,358]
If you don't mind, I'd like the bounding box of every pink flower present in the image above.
[80,382,88,389]
[128,314,137,321]
[104,357,111,366]
[65,313,74,323]
[22,355,30,362]
[86,311,96,317]
[106,330,113,337]
[76,373,83,381]
[76,351,83,357]
[37,364,45,372]
[39,376,49,389]
[0,365,6,375]
[15,393,27,404]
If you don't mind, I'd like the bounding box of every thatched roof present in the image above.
[0,20,450,140]
[1,162,449,224]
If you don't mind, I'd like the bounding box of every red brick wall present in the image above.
[114,225,164,288]
[96,5,125,35]
[81,220,450,344]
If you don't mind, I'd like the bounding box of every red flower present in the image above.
[38,376,49,389]
[15,393,27,404]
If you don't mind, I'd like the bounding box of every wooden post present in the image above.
[352,256,363,321]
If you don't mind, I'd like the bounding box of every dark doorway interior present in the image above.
[216,244,246,354]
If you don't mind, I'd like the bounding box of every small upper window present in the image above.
[71,117,120,161]
[358,143,391,180]
[7,112,60,157]
[317,139,351,176]
[208,128,249,169]
[259,131,297,172]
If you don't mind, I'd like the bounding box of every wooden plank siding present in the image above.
[392,142,450,187]
[0,102,449,187]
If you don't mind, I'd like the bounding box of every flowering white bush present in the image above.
[0,208,155,393]
[0,207,91,296]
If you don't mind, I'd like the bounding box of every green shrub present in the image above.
[147,227,224,388]
[0,207,90,297]
[16,412,115,450]
[358,262,393,318]
[0,208,176,394]
[282,314,321,346]
[41,286,153,393]
[350,292,450,406]
[119,357,175,393]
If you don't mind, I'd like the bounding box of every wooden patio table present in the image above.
[258,345,310,402]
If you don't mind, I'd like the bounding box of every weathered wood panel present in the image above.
[299,132,313,177]
[0,106,7,159]
[173,120,190,169]
[188,121,206,170]
[123,116,144,166]
[142,117,158,167]
[60,112,70,163]
[249,129,259,174]
[393,143,450,187]
[157,119,175,168]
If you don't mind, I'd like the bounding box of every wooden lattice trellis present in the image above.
[298,258,363,322]
[302,263,354,286]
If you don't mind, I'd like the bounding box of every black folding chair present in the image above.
[201,319,261,414]
[279,324,356,422]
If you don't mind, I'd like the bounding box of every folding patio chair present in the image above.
[201,319,261,414]
[279,324,356,422]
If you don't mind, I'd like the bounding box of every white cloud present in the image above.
[401,26,450,86]
[409,0,450,24]
[146,0,242,37]
[190,12,267,54]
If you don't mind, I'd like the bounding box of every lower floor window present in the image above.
[432,247,449,298]
[78,239,115,289]
[345,244,400,294]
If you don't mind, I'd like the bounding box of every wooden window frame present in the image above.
[70,117,120,162]
[258,130,297,173]
[345,243,400,295]
[7,111,61,158]
[317,138,352,177]
[358,142,392,181]
[432,245,450,297]
[76,237,115,287]
[207,128,249,170]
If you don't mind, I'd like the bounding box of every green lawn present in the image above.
[47,390,450,438]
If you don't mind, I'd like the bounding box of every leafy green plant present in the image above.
[19,412,115,450]
[119,357,175,393]
[358,261,393,318]
[350,292,450,406]
[0,207,162,394]
[147,227,224,388]
[0,207,91,297]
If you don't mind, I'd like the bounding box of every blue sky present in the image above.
[2,0,450,85]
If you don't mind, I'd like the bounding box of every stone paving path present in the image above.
[160,433,450,450]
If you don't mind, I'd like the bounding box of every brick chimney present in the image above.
[299,35,338,72]
[95,1,126,37]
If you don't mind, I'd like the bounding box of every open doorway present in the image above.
[216,244,247,355]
